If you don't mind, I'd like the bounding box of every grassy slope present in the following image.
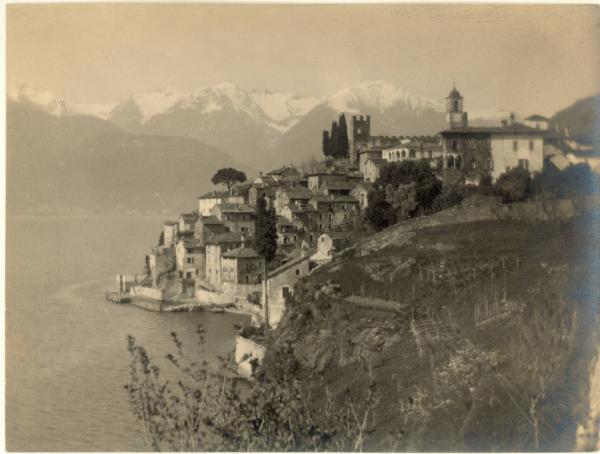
[263,213,599,451]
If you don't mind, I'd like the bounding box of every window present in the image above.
[187,248,193,254]
[186,272,192,279]
[452,140,458,151]
[453,100,459,111]
[518,159,529,170]
[529,140,534,151]
[513,141,518,151]
[488,159,494,170]
[409,149,416,158]
[295,269,300,276]
[401,150,406,158]
[187,257,194,264]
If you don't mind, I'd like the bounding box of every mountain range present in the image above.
[7,81,597,214]
[10,81,516,169]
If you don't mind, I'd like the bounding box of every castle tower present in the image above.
[446,85,468,129]
[351,114,371,163]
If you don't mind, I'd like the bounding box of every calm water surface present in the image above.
[6,215,248,451]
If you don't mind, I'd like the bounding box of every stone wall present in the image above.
[130,286,164,301]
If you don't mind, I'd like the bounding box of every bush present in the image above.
[432,186,465,211]
[531,162,599,199]
[365,188,396,230]
[495,167,531,203]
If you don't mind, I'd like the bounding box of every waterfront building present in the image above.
[176,238,205,281]
[204,232,244,289]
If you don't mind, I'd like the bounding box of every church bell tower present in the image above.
[446,85,468,129]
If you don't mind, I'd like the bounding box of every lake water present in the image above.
[5,215,248,451]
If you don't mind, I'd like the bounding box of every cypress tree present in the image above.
[255,196,278,333]
[330,121,339,159]
[322,130,331,158]
[338,114,349,159]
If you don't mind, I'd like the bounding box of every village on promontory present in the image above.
[110,85,600,387]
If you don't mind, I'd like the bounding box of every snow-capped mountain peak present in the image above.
[327,80,444,114]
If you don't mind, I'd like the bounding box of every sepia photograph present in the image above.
[4,3,600,451]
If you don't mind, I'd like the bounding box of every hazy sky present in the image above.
[7,4,600,116]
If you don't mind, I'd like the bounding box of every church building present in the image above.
[439,86,546,183]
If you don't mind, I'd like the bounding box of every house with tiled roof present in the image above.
[309,194,359,230]
[221,247,264,293]
[193,215,228,244]
[176,238,205,283]
[210,203,256,237]
[267,166,301,182]
[318,180,357,197]
[275,186,314,214]
[524,114,550,130]
[204,232,244,288]
[197,190,245,216]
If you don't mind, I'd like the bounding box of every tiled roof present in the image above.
[200,215,223,225]
[181,238,205,249]
[320,180,357,191]
[164,220,178,225]
[222,247,260,259]
[282,187,313,199]
[329,195,359,203]
[268,251,315,278]
[217,203,256,214]
[198,190,228,199]
[206,232,243,245]
[180,212,198,221]
[440,124,548,135]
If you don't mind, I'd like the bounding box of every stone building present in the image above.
[210,203,256,237]
[439,86,546,183]
[221,247,264,287]
[176,238,205,280]
[351,182,373,209]
[162,220,178,247]
[204,232,243,289]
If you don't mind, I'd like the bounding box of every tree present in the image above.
[531,162,599,199]
[495,167,531,203]
[337,114,349,159]
[255,196,278,333]
[365,188,396,230]
[211,168,247,194]
[125,329,381,451]
[322,130,331,158]
[330,121,339,160]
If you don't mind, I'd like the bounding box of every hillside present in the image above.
[552,94,600,146]
[7,100,253,215]
[261,203,599,451]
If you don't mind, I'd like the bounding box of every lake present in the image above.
[5,214,248,451]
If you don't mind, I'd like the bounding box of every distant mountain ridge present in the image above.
[11,81,518,168]
[6,99,253,215]
[551,94,600,146]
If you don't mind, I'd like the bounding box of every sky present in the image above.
[7,3,600,116]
